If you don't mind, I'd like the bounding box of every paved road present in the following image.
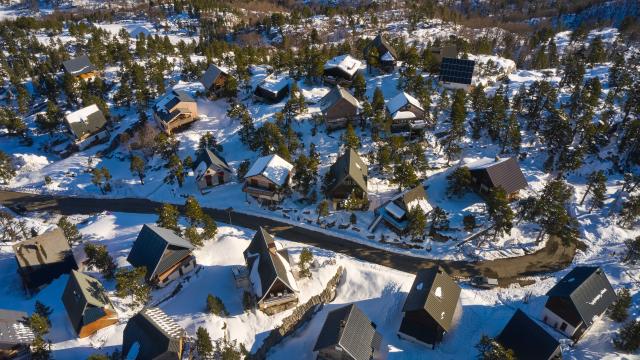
[0,190,576,281]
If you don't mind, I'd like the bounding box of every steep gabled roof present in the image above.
[320,86,360,113]
[200,64,229,89]
[313,304,381,360]
[245,154,293,186]
[467,157,528,194]
[365,33,398,60]
[439,57,475,85]
[327,148,368,195]
[62,54,97,76]
[386,91,424,115]
[0,309,35,345]
[127,224,194,280]
[243,227,297,301]
[402,267,461,332]
[324,54,363,77]
[196,149,231,173]
[123,307,184,360]
[62,270,114,332]
[497,309,561,360]
[65,104,108,140]
[13,228,73,268]
[546,266,617,327]
[256,73,289,94]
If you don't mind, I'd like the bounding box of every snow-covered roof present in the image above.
[381,51,395,62]
[464,156,511,170]
[249,254,262,297]
[276,251,299,292]
[406,198,433,214]
[323,54,363,77]
[392,111,417,120]
[257,73,290,94]
[385,202,406,219]
[66,104,101,124]
[245,154,293,186]
[386,92,424,115]
[143,307,184,339]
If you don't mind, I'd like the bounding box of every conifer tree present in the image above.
[580,170,606,209]
[342,123,361,149]
[115,267,150,308]
[352,72,366,100]
[57,216,82,244]
[298,248,313,278]
[486,187,514,242]
[392,161,418,191]
[157,203,181,235]
[130,155,146,185]
[613,320,640,353]
[372,87,385,112]
[0,150,15,184]
[195,327,214,359]
[407,206,427,242]
[609,288,632,322]
[447,166,473,197]
[501,112,521,154]
[84,243,116,279]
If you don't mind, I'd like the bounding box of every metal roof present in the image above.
[127,224,194,280]
[13,227,73,268]
[122,307,184,360]
[313,304,380,360]
[0,309,34,345]
[62,270,114,333]
[467,157,528,194]
[243,228,297,302]
[402,266,461,332]
[199,64,229,90]
[327,148,368,196]
[496,309,561,360]
[364,33,398,60]
[439,57,475,85]
[65,104,108,140]
[196,149,231,173]
[320,86,360,113]
[546,266,617,327]
[62,54,97,75]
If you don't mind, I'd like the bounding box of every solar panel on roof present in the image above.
[439,58,475,85]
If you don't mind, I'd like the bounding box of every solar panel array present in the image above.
[439,58,475,85]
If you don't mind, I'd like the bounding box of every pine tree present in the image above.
[0,151,15,184]
[486,187,514,242]
[523,179,576,245]
[342,123,361,149]
[206,294,228,316]
[352,72,366,100]
[609,288,632,322]
[407,206,427,242]
[165,154,185,187]
[580,170,607,212]
[157,203,181,235]
[372,87,385,112]
[613,320,640,353]
[317,200,329,223]
[470,85,487,139]
[91,168,104,193]
[34,301,53,327]
[184,196,204,226]
[130,155,146,185]
[57,216,81,244]
[392,161,418,191]
[476,335,515,360]
[441,89,466,164]
[115,267,150,308]
[430,207,449,233]
[501,112,521,154]
[298,248,313,278]
[487,86,506,141]
[463,214,476,231]
[84,243,117,279]
[587,36,606,64]
[623,236,640,264]
[447,166,474,197]
[620,195,640,228]
[195,327,214,359]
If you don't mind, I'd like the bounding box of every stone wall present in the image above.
[250,266,344,360]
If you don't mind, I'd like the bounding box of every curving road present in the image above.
[0,190,576,282]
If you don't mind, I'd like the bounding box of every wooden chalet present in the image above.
[385,92,427,132]
[12,228,78,294]
[62,270,117,338]
[243,154,293,203]
[371,185,432,234]
[194,149,232,191]
[126,224,196,287]
[313,304,383,360]
[398,267,461,348]
[253,73,290,103]
[542,266,616,341]
[64,104,110,150]
[199,64,232,98]
[325,149,368,209]
[497,309,562,360]
[319,86,361,130]
[122,307,185,360]
[465,157,528,200]
[428,45,457,64]
[363,33,398,72]
[62,55,98,80]
[243,227,298,313]
[153,90,198,134]
[323,54,363,84]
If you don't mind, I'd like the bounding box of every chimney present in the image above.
[268,241,277,254]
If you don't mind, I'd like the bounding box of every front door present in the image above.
[205,174,213,187]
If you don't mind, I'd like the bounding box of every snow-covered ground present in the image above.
[0,209,635,359]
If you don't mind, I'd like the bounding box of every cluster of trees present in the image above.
[156,197,218,247]
[26,301,54,360]
[194,326,247,360]
[0,209,31,242]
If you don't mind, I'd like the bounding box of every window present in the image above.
[560,322,567,331]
